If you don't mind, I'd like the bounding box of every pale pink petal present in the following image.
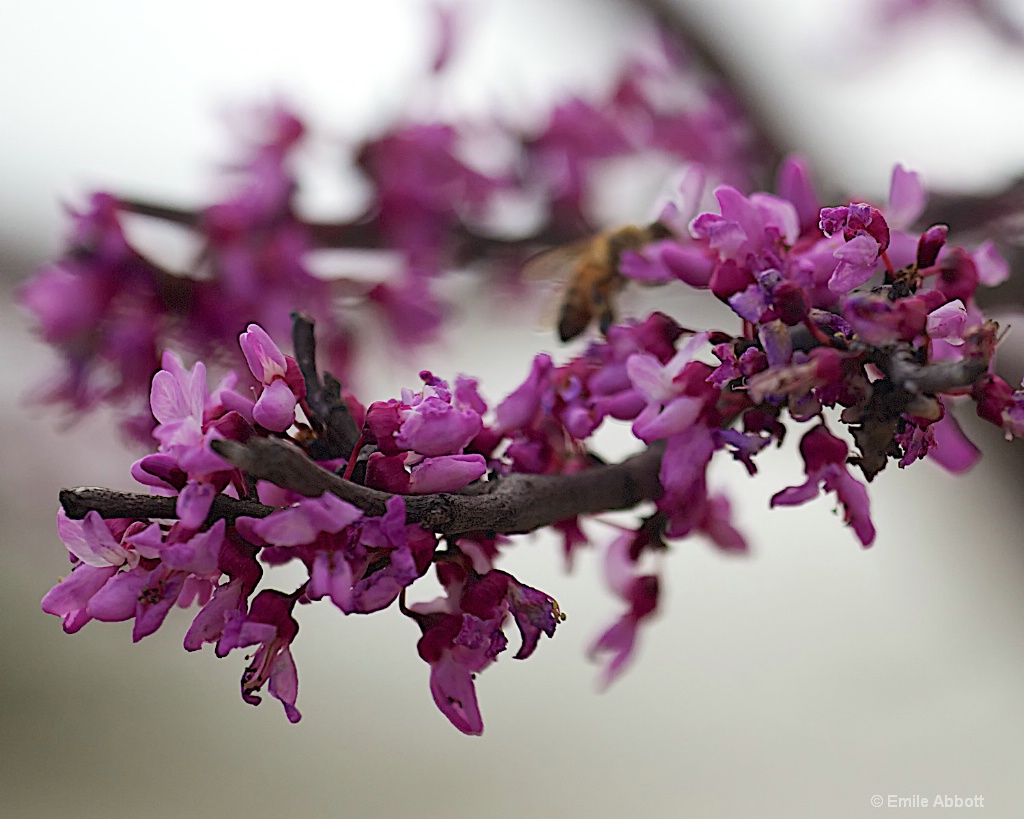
[751,192,800,246]
[926,299,967,344]
[239,323,287,382]
[625,353,668,400]
[973,241,1010,287]
[887,164,926,229]
[58,510,130,568]
[828,234,880,294]
[633,395,703,442]
[253,378,297,431]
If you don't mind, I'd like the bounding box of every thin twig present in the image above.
[291,313,361,459]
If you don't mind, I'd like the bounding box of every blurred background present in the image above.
[3,1,1024,816]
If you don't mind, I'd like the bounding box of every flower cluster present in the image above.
[359,372,490,494]
[41,152,1024,733]
[19,25,758,437]
[43,325,562,732]
[623,158,1011,492]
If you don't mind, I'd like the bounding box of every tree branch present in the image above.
[61,440,665,537]
[919,176,1024,239]
[290,312,361,459]
[116,196,580,258]
[59,487,274,523]
[211,437,664,536]
[881,348,990,396]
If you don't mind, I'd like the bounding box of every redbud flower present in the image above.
[56,509,139,570]
[626,332,711,443]
[87,563,188,642]
[220,590,302,723]
[771,425,875,546]
[41,562,119,634]
[239,323,304,431]
[589,530,660,690]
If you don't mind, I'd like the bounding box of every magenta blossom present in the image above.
[409,554,559,734]
[41,562,119,634]
[771,425,875,546]
[87,563,189,642]
[364,371,485,464]
[235,487,363,548]
[625,332,711,443]
[588,529,661,690]
[239,323,305,431]
[149,350,243,526]
[219,590,302,723]
[307,496,436,615]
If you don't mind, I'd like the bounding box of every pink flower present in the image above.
[973,241,1009,287]
[87,563,188,642]
[588,531,660,690]
[306,496,436,615]
[56,510,138,569]
[239,324,304,431]
[413,609,496,735]
[395,394,482,457]
[886,164,926,230]
[152,351,240,453]
[495,354,553,433]
[183,578,248,652]
[692,186,800,264]
[127,518,227,576]
[367,372,485,458]
[771,425,875,546]
[236,489,363,547]
[775,155,822,234]
[219,590,302,723]
[927,299,968,346]
[41,563,119,634]
[409,556,559,734]
[626,332,712,443]
[365,452,486,494]
[927,408,981,473]
[828,233,883,294]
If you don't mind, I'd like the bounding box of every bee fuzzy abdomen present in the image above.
[558,301,591,342]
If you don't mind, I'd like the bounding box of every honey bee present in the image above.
[523,221,671,341]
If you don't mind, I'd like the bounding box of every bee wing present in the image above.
[520,241,589,334]
[520,240,590,283]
